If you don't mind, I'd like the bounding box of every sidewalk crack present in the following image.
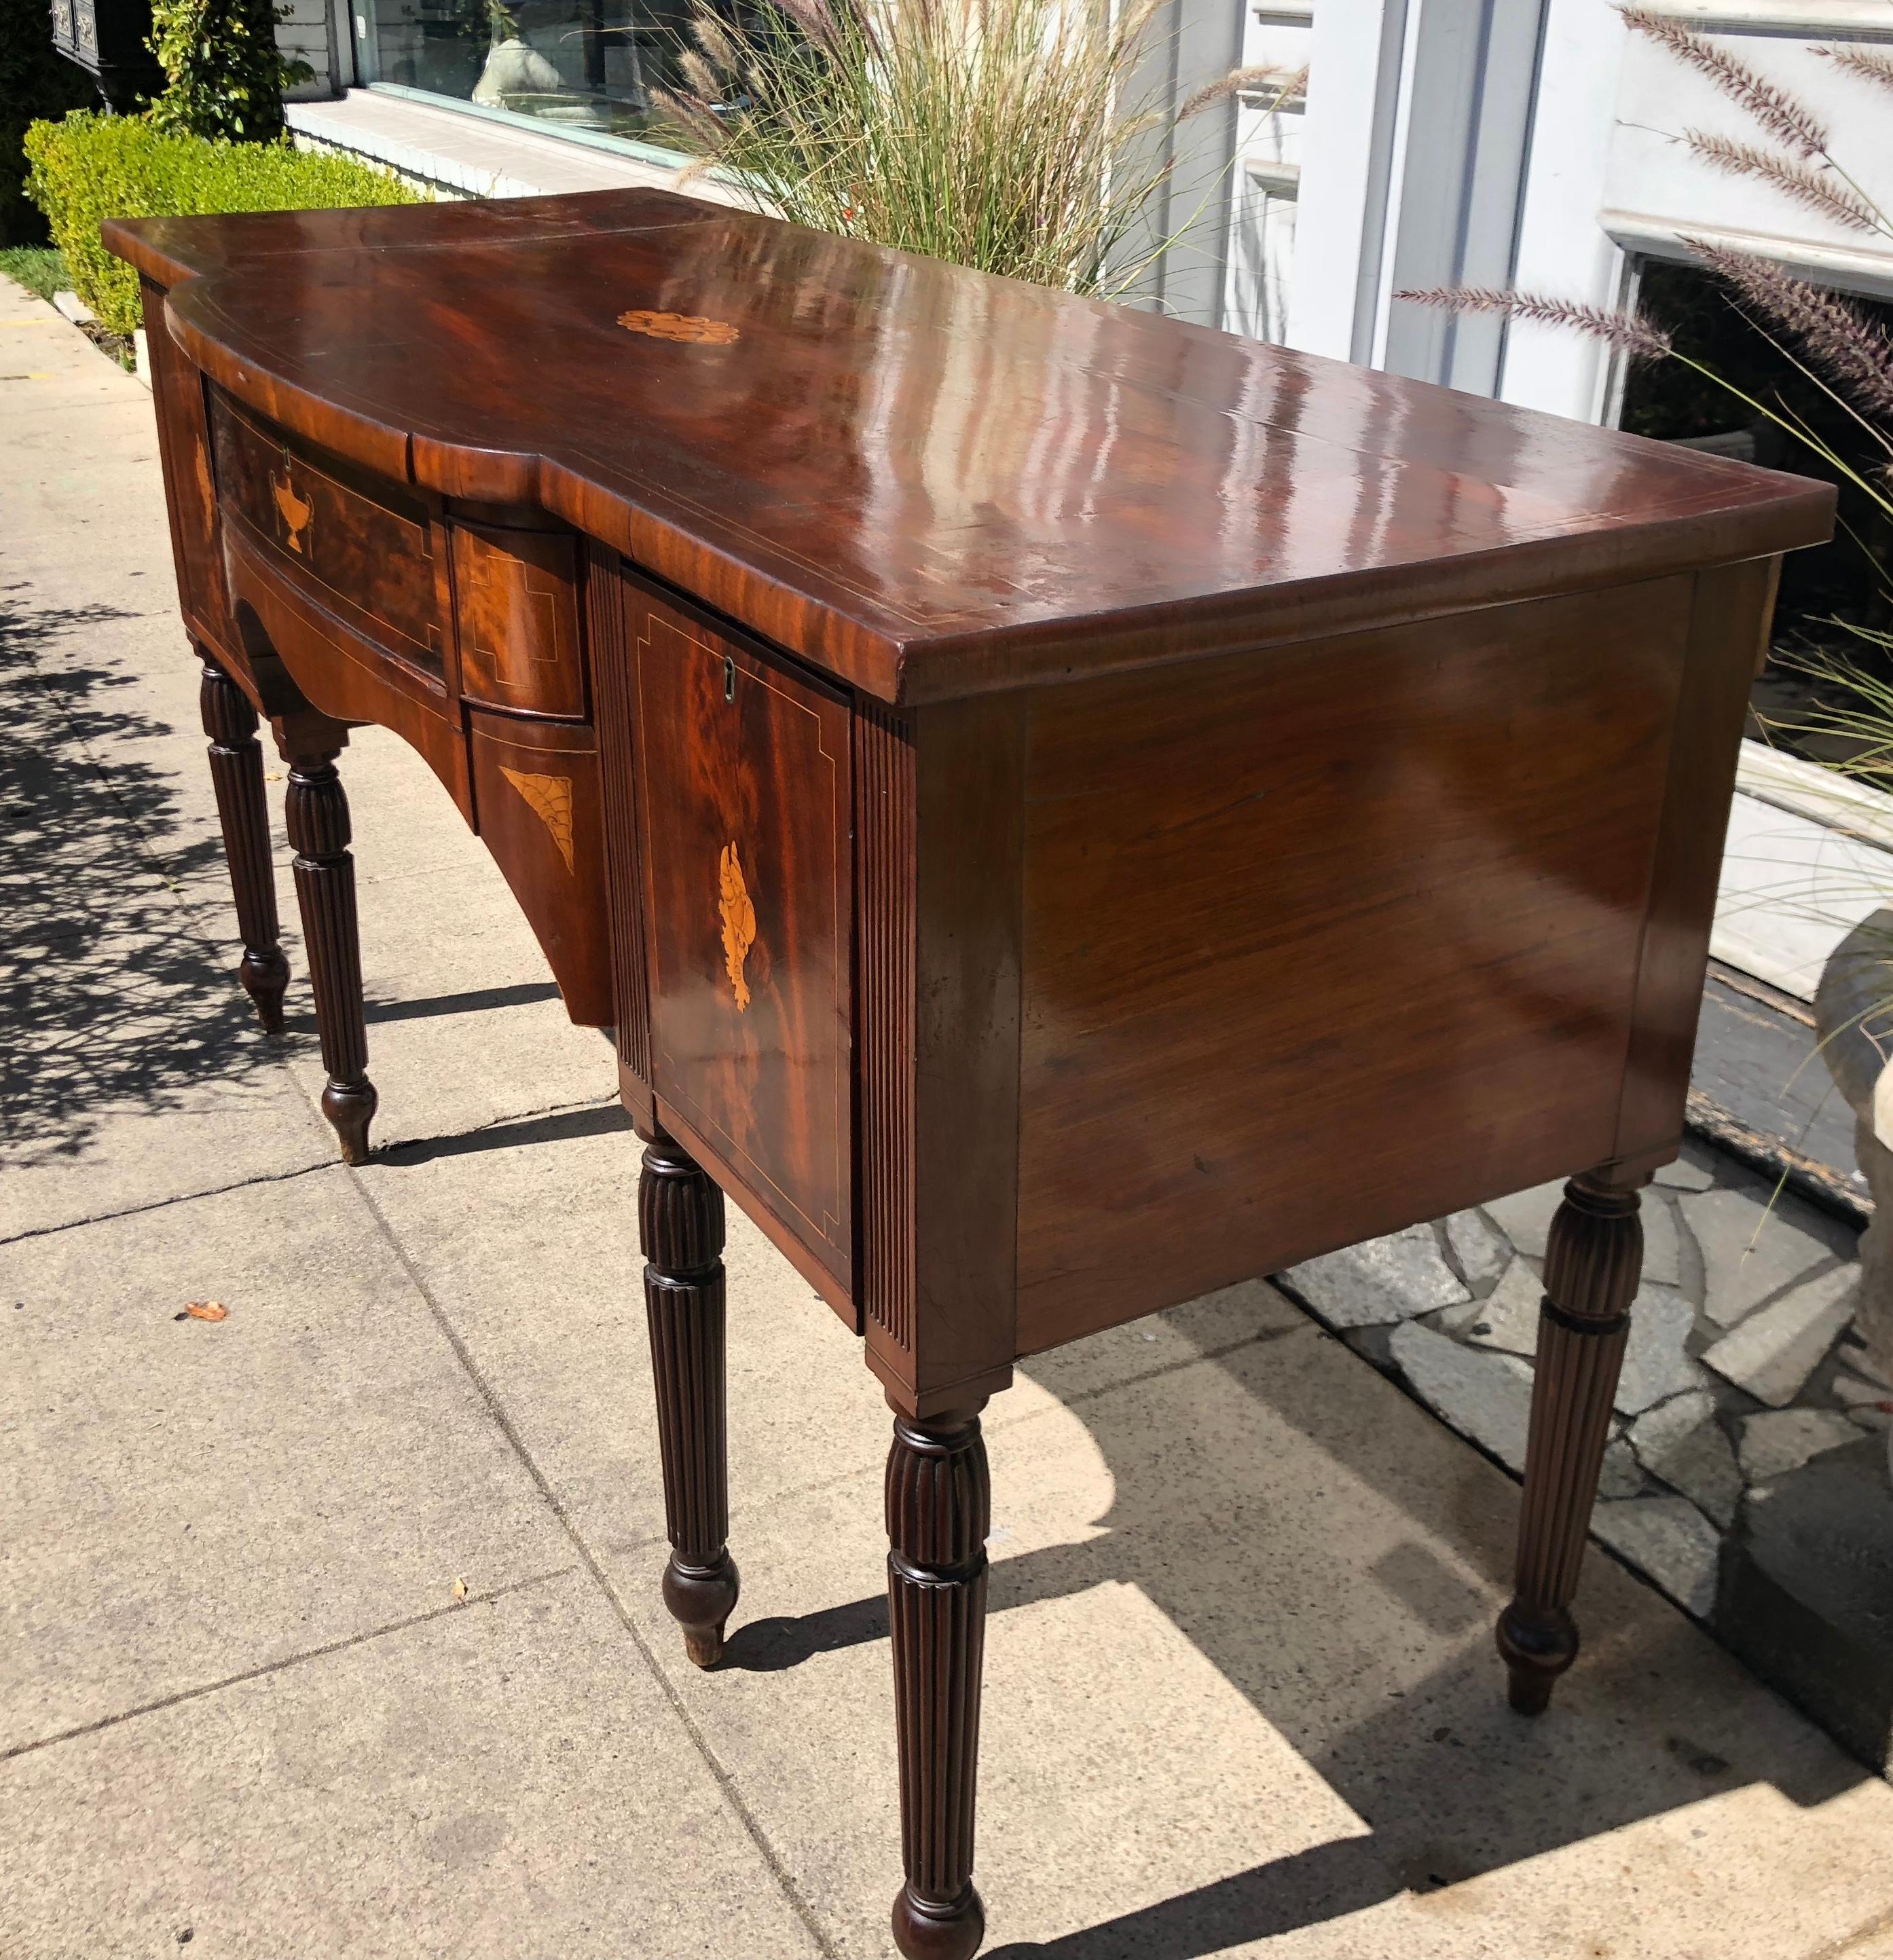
[342,1167,843,1960]
[0,1565,576,1765]
[0,1155,337,1247]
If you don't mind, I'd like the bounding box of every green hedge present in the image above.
[25,113,422,335]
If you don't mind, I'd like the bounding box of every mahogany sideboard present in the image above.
[105,189,1833,1959]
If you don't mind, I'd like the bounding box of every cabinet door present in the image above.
[631,586,853,1293]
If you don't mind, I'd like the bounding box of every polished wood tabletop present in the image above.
[110,189,1826,701]
[106,189,1833,1960]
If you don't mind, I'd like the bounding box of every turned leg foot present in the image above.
[887,1399,991,1960]
[199,656,289,1034]
[640,1132,739,1668]
[284,748,376,1164]
[1499,1166,1646,1714]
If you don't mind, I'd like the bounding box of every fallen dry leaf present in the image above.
[181,1301,227,1323]
[451,1577,468,1602]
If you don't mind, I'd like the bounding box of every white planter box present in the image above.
[1714,741,1893,1001]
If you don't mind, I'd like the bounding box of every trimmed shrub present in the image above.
[25,113,421,335]
[1,0,98,247]
[149,0,312,145]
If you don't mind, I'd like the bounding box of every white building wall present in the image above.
[1222,3,1313,344]
[1283,0,1408,364]
[1281,0,1893,422]
[280,0,343,98]
[1494,0,1630,423]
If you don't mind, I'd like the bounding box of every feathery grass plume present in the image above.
[691,7,740,73]
[1684,130,1881,232]
[1617,7,1828,157]
[650,85,727,153]
[1393,285,1674,359]
[678,46,725,107]
[1179,62,1304,118]
[1773,645,1893,798]
[669,0,1238,296]
[1682,237,1893,424]
[1814,42,1893,97]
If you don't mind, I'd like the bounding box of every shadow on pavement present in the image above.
[374,1101,635,1167]
[727,1314,1869,1957]
[0,593,282,1168]
[363,980,564,1025]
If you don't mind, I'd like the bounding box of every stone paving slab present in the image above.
[354,1120,1288,1576]
[1276,1146,1891,1776]
[612,1313,1893,1959]
[0,1166,573,1750]
[0,1568,826,1960]
[354,1113,887,1559]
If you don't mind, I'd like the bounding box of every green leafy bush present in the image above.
[25,113,420,335]
[1,0,98,247]
[148,0,312,145]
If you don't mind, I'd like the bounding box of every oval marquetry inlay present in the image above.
[718,841,755,1012]
[619,309,739,346]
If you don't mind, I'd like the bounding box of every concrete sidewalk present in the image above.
[5,271,1893,1960]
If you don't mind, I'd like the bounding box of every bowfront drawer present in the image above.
[451,521,585,718]
[631,582,854,1297]
[208,388,443,678]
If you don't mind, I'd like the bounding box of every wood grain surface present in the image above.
[108,190,1831,705]
[1013,576,1694,1352]
[631,579,854,1295]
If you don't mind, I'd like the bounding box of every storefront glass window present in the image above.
[363,0,710,149]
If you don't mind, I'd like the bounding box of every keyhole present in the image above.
[724,654,736,703]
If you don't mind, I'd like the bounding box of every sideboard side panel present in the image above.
[1013,578,1693,1354]
[1612,556,1782,1166]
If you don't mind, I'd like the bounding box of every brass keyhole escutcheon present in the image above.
[724,654,736,703]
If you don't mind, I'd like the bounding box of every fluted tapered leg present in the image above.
[887,1398,991,1960]
[1498,1166,1647,1714]
[283,748,376,1165]
[199,656,289,1034]
[641,1132,739,1668]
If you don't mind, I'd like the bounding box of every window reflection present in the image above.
[366,0,712,149]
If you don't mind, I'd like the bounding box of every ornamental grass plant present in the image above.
[658,0,1291,296]
[1399,7,1893,795]
[1403,10,1893,1187]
